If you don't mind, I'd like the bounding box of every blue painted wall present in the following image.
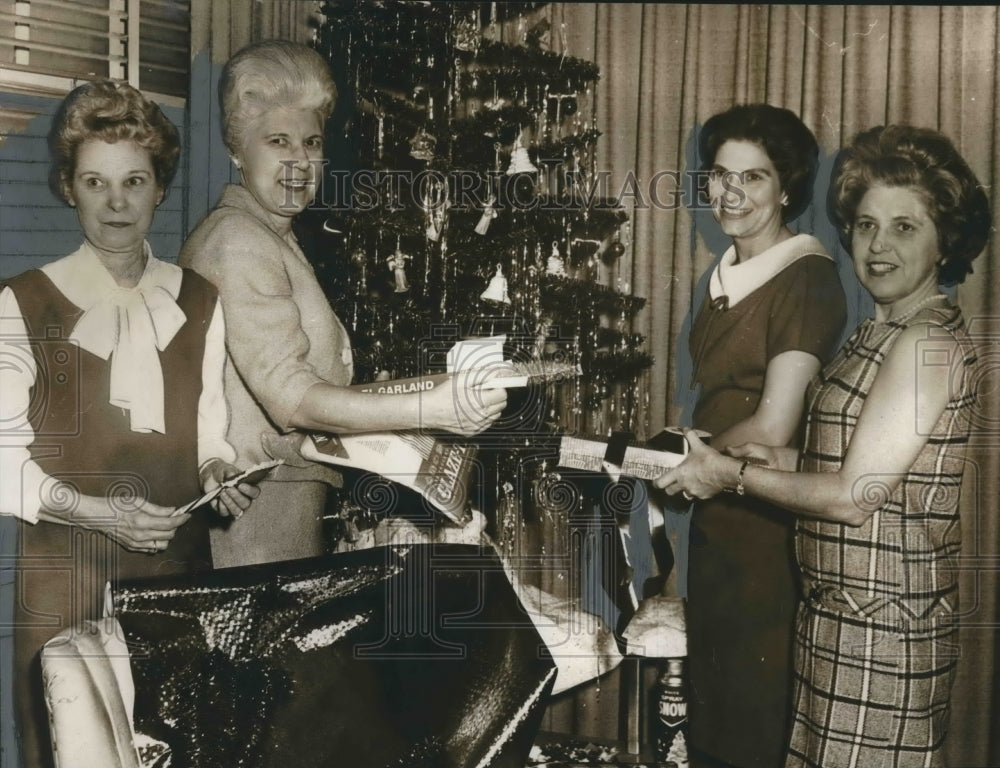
[185,49,239,235]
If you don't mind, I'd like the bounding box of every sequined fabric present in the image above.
[113,544,556,768]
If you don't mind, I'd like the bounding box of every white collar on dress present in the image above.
[42,241,186,434]
[708,233,832,309]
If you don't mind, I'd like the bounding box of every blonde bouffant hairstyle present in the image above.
[219,40,337,155]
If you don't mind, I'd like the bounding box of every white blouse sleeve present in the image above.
[197,300,237,470]
[0,287,50,522]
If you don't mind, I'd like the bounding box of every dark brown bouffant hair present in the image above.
[830,124,991,285]
[699,103,820,221]
[48,80,180,203]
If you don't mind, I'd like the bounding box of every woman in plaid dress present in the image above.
[656,124,990,767]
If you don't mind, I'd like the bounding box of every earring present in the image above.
[780,194,789,207]
[230,156,241,169]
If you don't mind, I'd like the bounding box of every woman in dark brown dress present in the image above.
[0,81,256,768]
[682,104,846,768]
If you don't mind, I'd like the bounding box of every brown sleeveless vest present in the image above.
[5,266,220,767]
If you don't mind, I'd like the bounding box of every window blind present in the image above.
[0,0,189,102]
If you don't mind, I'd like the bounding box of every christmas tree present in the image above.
[306,0,650,439]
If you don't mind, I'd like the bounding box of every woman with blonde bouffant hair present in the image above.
[180,40,507,568]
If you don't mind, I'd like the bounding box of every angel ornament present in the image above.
[387,248,411,293]
[425,190,449,242]
[475,195,498,235]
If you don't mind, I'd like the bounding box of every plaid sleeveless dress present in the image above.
[787,301,978,768]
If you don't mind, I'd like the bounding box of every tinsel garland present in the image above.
[462,40,600,85]
[532,129,602,162]
[359,91,427,131]
[333,205,626,248]
[326,37,599,100]
[354,93,601,170]
[320,1,551,29]
[539,275,645,315]
[593,327,646,350]
[587,350,655,380]
[320,3,597,91]
[453,104,539,136]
